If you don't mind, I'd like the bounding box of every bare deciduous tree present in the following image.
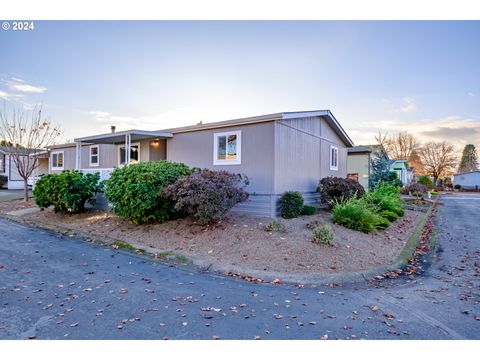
[0,104,60,201]
[418,141,457,183]
[374,131,419,160]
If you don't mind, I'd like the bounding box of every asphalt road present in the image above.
[0,194,479,339]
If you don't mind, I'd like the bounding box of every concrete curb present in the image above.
[0,200,437,286]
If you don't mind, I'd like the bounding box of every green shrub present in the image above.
[454,184,461,190]
[365,184,404,217]
[301,205,316,215]
[417,175,434,190]
[279,191,304,219]
[163,169,249,225]
[265,220,286,233]
[103,161,192,224]
[331,197,388,233]
[317,176,365,208]
[312,224,334,245]
[430,191,439,196]
[380,210,398,222]
[33,171,100,213]
[0,175,7,188]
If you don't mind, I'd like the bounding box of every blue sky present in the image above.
[0,21,479,148]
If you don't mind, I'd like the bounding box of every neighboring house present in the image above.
[51,110,354,217]
[0,147,49,190]
[453,170,480,190]
[347,146,371,190]
[387,159,411,185]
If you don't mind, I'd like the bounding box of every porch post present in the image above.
[125,134,131,166]
[75,141,82,170]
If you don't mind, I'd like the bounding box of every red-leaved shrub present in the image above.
[163,169,249,225]
[317,176,365,208]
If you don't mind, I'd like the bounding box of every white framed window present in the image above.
[329,145,338,171]
[51,151,64,170]
[89,145,100,167]
[213,130,241,165]
[118,143,140,166]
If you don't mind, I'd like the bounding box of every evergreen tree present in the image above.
[458,144,479,173]
[369,145,390,189]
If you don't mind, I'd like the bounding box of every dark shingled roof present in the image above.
[347,146,371,154]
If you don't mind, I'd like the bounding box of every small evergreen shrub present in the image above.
[279,191,304,219]
[103,161,192,224]
[317,176,365,208]
[265,220,286,233]
[33,170,100,213]
[163,169,249,225]
[301,205,316,215]
[0,175,7,188]
[312,224,334,245]
[454,184,461,190]
[331,197,389,233]
[417,175,434,190]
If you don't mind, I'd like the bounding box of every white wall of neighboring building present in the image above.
[453,171,480,189]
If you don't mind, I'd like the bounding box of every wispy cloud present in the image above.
[0,90,25,101]
[399,97,417,113]
[10,83,47,93]
[468,92,475,97]
[11,77,25,83]
[349,115,480,150]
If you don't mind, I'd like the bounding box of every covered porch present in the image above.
[73,129,173,181]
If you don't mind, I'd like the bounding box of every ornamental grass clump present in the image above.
[331,197,389,233]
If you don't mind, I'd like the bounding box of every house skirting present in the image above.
[91,191,321,219]
[230,191,321,218]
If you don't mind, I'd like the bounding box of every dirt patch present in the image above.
[16,207,422,275]
[0,199,37,213]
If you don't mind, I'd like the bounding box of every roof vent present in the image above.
[111,125,116,133]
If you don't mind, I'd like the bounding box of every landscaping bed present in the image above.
[6,205,422,276]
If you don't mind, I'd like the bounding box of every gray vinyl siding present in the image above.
[149,139,167,161]
[274,116,348,195]
[167,121,275,194]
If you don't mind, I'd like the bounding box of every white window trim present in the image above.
[118,142,140,166]
[329,145,338,171]
[213,130,241,165]
[51,151,64,171]
[89,145,100,167]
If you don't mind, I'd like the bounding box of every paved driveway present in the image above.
[0,194,479,339]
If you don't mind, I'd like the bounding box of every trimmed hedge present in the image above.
[163,169,249,225]
[280,191,304,219]
[317,176,365,208]
[103,161,192,224]
[33,170,100,213]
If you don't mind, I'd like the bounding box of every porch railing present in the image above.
[80,168,114,182]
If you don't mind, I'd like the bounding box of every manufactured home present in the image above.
[453,170,480,190]
[47,110,354,217]
[0,147,49,190]
[347,146,371,190]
